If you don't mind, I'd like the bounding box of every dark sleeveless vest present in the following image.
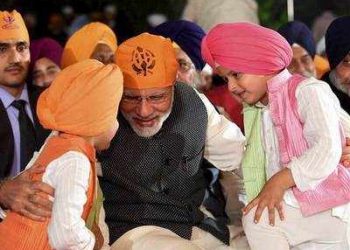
[99,83,229,244]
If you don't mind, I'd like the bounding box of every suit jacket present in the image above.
[0,85,50,179]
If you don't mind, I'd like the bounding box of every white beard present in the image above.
[330,70,350,97]
[122,107,172,138]
[121,93,174,138]
[301,68,317,78]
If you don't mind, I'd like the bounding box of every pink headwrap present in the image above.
[30,37,63,70]
[201,22,293,75]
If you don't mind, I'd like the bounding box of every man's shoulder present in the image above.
[174,82,201,100]
[174,82,207,108]
[174,82,195,91]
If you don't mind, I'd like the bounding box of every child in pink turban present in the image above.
[202,22,350,249]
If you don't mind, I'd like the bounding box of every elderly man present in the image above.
[322,16,350,115]
[278,21,316,78]
[278,21,327,78]
[151,20,209,91]
[98,33,247,250]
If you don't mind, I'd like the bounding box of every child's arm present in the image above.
[244,81,343,225]
[44,151,95,250]
[287,82,342,192]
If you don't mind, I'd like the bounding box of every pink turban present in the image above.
[201,22,293,75]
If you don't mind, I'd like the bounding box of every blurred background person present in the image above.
[322,16,350,115]
[182,0,259,32]
[278,20,330,79]
[29,37,62,88]
[61,22,117,68]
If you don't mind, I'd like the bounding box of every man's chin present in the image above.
[131,123,162,138]
[1,79,26,89]
[301,71,316,78]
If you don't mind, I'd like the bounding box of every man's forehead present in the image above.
[292,43,310,57]
[123,86,172,95]
[34,57,59,68]
[0,39,28,45]
[176,48,192,62]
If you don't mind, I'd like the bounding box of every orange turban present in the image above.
[61,22,117,68]
[116,33,178,89]
[37,59,123,137]
[314,55,330,79]
[0,10,29,43]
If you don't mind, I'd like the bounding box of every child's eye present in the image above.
[229,72,242,79]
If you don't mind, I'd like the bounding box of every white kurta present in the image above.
[257,77,350,248]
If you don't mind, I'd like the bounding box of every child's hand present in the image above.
[242,178,285,226]
[242,168,295,226]
[341,138,350,167]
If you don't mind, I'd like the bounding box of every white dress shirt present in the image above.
[198,91,246,171]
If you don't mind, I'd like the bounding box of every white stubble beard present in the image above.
[121,92,174,138]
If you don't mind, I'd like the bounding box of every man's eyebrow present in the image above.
[47,65,58,71]
[32,69,41,75]
[16,41,28,46]
[301,54,312,57]
[0,43,10,47]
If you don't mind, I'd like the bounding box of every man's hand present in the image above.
[242,168,295,226]
[0,164,54,221]
[341,138,350,167]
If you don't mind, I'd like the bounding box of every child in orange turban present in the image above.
[0,59,123,250]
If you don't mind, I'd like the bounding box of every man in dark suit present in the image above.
[0,10,52,221]
[0,85,50,178]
